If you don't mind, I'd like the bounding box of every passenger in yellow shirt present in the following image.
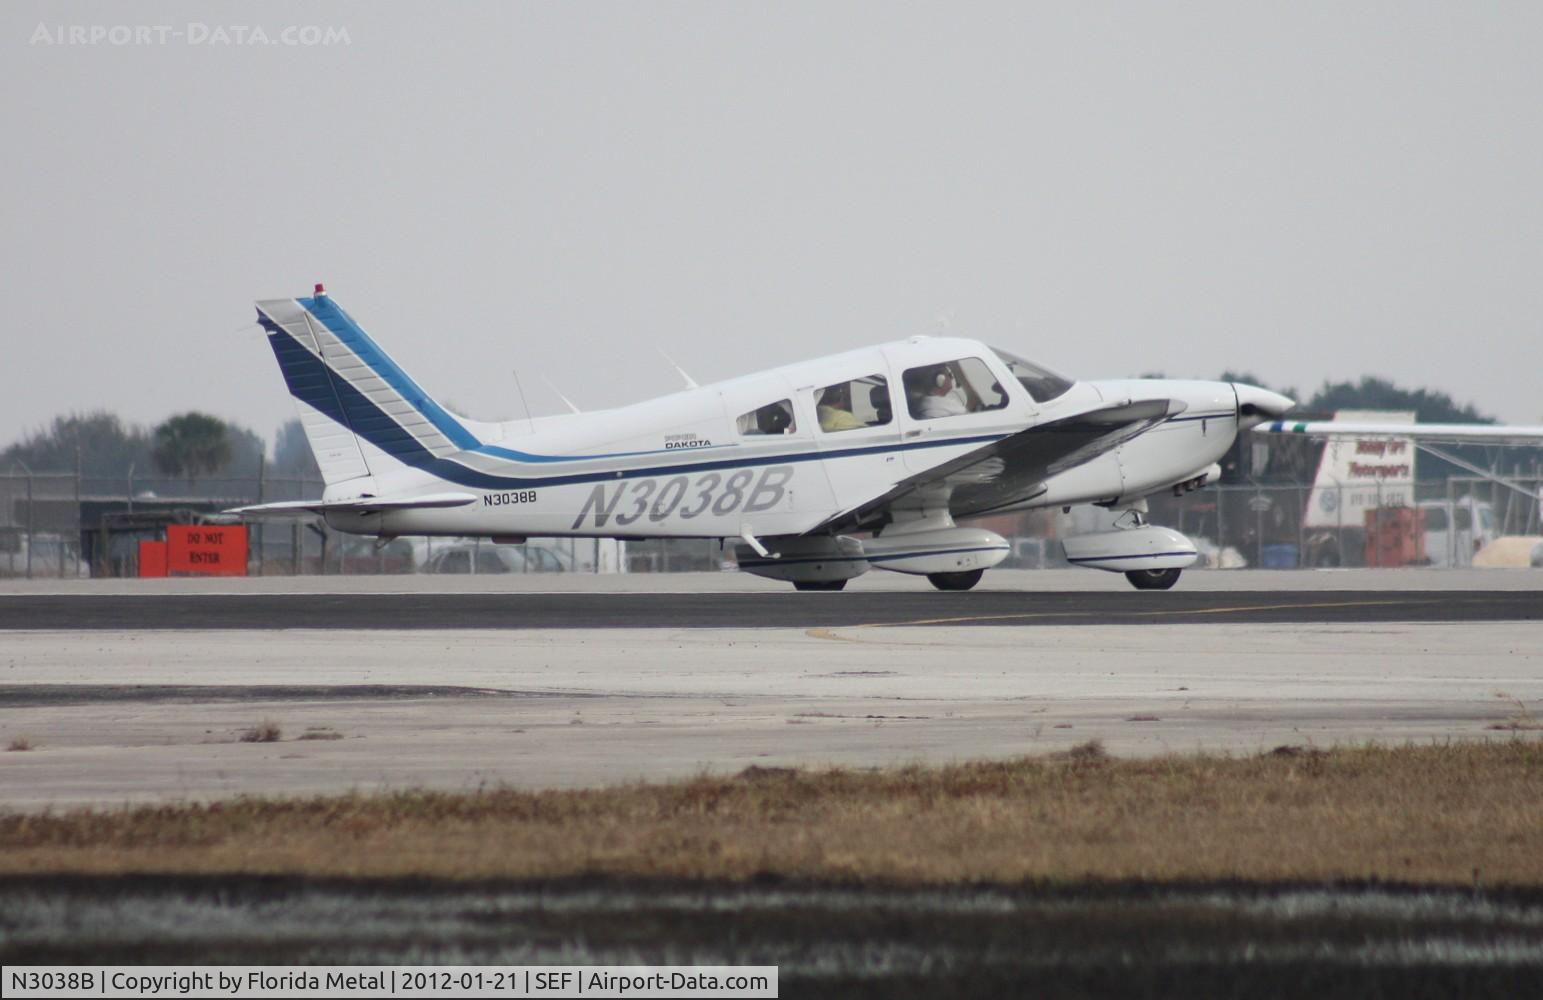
[817,384,866,432]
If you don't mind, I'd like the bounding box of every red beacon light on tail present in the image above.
[314,282,327,298]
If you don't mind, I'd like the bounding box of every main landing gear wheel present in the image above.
[1125,568,1181,590]
[793,579,848,592]
[927,569,984,591]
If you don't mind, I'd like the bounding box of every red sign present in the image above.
[166,525,248,576]
[138,540,168,578]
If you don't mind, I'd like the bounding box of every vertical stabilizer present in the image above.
[255,287,483,489]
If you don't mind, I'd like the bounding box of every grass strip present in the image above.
[2,740,1540,885]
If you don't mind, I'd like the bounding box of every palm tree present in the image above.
[151,412,232,483]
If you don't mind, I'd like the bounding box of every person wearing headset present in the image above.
[917,365,970,419]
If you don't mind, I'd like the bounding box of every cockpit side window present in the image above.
[737,399,796,436]
[990,346,1074,403]
[902,357,1009,420]
[813,374,891,433]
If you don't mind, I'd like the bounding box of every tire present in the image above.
[793,579,848,592]
[927,569,984,591]
[1125,568,1181,591]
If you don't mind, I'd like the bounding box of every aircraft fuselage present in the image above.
[326,343,1247,541]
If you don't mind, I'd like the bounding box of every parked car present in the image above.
[421,543,572,574]
[1419,498,1496,568]
[0,531,89,578]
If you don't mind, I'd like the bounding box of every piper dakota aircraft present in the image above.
[233,286,1295,591]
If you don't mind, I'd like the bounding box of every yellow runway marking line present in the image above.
[856,611,1099,628]
[1129,598,1433,618]
[824,598,1436,632]
[805,611,1101,640]
[803,625,974,647]
[805,627,868,643]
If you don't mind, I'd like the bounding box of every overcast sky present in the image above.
[5,1,1541,452]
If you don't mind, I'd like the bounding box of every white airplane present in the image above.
[232,286,1295,591]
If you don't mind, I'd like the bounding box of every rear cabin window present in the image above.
[813,374,892,433]
[902,357,1008,420]
[737,399,796,435]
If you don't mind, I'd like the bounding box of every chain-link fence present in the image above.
[3,470,1539,577]
[0,472,82,578]
[0,470,700,578]
[1146,477,1543,569]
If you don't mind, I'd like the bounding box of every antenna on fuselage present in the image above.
[657,349,699,390]
[511,369,535,433]
[541,375,582,414]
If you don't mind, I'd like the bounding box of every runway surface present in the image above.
[1,570,1539,809]
[4,619,1540,808]
[1,588,1539,630]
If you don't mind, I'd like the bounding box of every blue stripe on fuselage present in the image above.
[417,431,1011,491]
[473,441,742,464]
[1065,550,1194,563]
[738,544,1009,569]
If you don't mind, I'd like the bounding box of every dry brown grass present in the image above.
[6,737,34,752]
[1487,693,1542,732]
[2,740,1541,886]
[239,720,282,743]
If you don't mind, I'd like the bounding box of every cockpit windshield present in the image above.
[990,347,1074,403]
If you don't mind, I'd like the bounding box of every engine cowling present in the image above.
[1061,525,1198,573]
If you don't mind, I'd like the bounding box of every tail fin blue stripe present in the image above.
[260,313,439,467]
[263,321,355,434]
[299,295,481,451]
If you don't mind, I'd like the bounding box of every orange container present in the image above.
[138,540,168,578]
[1363,507,1425,568]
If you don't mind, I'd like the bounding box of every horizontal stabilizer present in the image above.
[226,492,479,517]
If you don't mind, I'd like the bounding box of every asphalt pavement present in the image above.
[1,589,1538,630]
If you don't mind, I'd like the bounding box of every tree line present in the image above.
[1,412,319,480]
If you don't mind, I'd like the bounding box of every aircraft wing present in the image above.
[1258,420,1543,446]
[813,398,1182,534]
[226,493,479,517]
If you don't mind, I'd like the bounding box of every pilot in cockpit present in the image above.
[917,366,969,419]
